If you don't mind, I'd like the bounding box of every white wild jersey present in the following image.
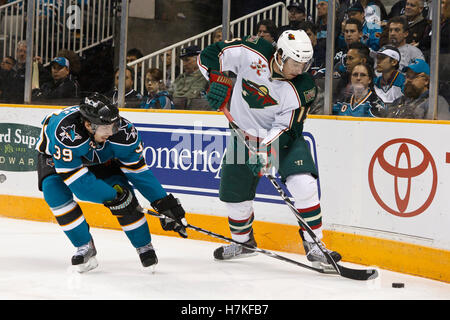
[198,35,317,146]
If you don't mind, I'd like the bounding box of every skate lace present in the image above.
[75,242,92,257]
[307,242,330,257]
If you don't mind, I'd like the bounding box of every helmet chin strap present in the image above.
[273,52,285,73]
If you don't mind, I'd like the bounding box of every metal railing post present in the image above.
[323,0,336,115]
[117,0,129,108]
[429,0,441,120]
[222,0,231,40]
[24,0,35,104]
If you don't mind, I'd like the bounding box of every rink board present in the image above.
[0,104,449,282]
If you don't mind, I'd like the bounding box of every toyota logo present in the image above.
[368,138,437,217]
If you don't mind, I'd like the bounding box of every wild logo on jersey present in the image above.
[241,78,278,109]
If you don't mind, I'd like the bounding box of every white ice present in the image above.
[0,216,448,300]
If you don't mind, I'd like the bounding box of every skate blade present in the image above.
[75,257,98,273]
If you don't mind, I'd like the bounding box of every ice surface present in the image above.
[0,217,448,300]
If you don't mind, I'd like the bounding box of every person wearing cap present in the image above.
[277,2,308,37]
[168,45,208,108]
[387,16,425,70]
[32,56,80,102]
[374,45,405,105]
[340,1,383,51]
[381,59,450,119]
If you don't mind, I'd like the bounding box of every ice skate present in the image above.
[71,239,98,273]
[137,243,158,269]
[302,239,342,271]
[214,232,258,260]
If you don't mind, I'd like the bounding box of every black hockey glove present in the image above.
[151,194,188,238]
[103,185,139,216]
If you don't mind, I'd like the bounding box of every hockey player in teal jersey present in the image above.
[198,30,342,268]
[36,93,188,272]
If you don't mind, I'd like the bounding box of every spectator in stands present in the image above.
[380,59,449,119]
[32,57,80,102]
[8,40,50,103]
[334,42,372,103]
[298,21,326,76]
[333,19,364,76]
[316,0,329,40]
[343,1,383,51]
[420,0,450,55]
[333,62,385,117]
[374,45,405,105]
[212,28,223,43]
[388,16,425,70]
[0,56,15,72]
[140,68,173,109]
[168,45,208,108]
[0,56,16,101]
[403,0,430,46]
[256,19,277,46]
[359,0,388,25]
[389,0,430,19]
[106,66,142,108]
[126,48,143,64]
[57,49,81,81]
[160,49,180,90]
[127,48,144,89]
[277,2,307,37]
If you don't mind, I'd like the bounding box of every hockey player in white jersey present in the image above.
[198,30,341,267]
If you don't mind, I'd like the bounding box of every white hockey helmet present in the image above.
[275,29,314,72]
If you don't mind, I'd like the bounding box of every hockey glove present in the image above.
[151,194,188,238]
[206,70,233,110]
[246,144,275,177]
[103,185,139,216]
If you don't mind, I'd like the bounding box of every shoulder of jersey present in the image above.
[54,109,90,148]
[288,73,317,104]
[109,118,139,145]
[242,35,275,62]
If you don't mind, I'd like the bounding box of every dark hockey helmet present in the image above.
[79,93,120,126]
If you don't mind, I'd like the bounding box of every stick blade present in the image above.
[338,264,379,281]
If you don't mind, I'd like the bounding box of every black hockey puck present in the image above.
[392,282,405,288]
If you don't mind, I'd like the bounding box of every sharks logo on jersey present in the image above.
[241,78,278,109]
[59,124,82,143]
[109,118,139,145]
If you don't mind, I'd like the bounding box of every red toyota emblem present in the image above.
[368,138,437,217]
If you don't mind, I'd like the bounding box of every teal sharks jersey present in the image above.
[36,106,166,204]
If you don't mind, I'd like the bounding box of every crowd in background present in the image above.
[0,0,448,120]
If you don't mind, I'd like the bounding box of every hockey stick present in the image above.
[219,107,378,281]
[140,207,337,275]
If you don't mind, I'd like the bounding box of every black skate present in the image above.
[71,239,98,273]
[137,243,158,268]
[214,232,258,260]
